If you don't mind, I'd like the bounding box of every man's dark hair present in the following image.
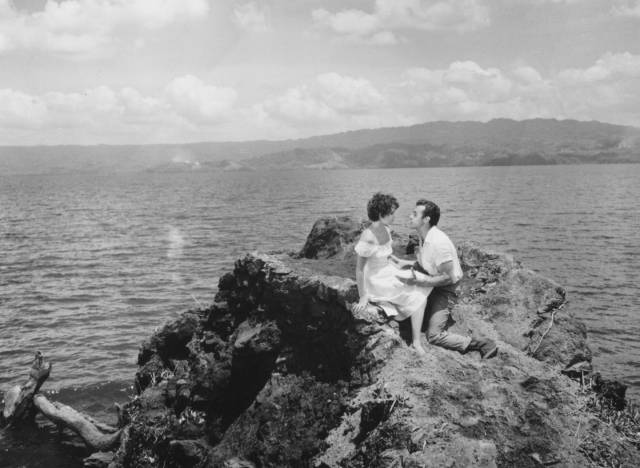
[416,199,440,226]
[367,192,399,221]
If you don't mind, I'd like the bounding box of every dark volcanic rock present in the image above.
[83,451,114,468]
[298,216,366,259]
[106,216,639,468]
[167,439,209,468]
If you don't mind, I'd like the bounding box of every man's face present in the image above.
[409,205,427,229]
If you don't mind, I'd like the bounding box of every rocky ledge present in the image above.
[91,217,639,467]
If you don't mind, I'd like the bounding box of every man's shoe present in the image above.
[468,338,498,359]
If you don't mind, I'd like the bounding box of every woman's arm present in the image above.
[396,260,456,287]
[388,254,414,268]
[353,255,370,313]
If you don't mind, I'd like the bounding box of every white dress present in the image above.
[355,227,432,321]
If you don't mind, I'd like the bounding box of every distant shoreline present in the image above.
[1,118,639,175]
[2,160,640,177]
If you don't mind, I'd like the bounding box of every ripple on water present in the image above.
[1,165,640,399]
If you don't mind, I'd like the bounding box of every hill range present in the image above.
[1,118,639,175]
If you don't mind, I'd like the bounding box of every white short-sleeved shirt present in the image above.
[418,226,463,284]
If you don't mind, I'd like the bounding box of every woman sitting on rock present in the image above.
[353,192,432,355]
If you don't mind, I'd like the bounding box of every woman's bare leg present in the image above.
[409,307,426,355]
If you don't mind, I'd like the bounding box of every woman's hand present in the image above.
[388,254,401,264]
[397,268,434,287]
[395,268,414,280]
[352,297,370,314]
[388,254,413,268]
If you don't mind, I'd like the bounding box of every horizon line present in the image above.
[1,117,637,149]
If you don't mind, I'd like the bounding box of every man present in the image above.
[395,199,498,359]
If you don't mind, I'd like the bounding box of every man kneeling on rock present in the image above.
[393,199,498,359]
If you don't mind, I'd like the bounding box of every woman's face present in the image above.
[380,209,396,226]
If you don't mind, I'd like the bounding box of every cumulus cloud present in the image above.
[261,72,385,125]
[0,89,48,127]
[312,8,380,37]
[40,85,172,129]
[165,75,237,123]
[557,52,640,83]
[0,0,209,56]
[313,0,490,44]
[0,74,238,140]
[553,52,640,119]
[399,61,524,120]
[3,52,640,143]
[512,65,544,84]
[396,52,640,125]
[315,73,386,113]
[120,87,164,116]
[233,2,271,32]
[611,0,640,17]
[48,86,119,114]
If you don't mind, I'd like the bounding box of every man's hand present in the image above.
[395,268,426,286]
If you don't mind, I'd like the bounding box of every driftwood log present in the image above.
[2,351,51,423]
[2,352,122,451]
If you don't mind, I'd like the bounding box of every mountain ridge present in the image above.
[1,118,639,174]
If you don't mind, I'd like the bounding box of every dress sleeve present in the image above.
[354,230,377,258]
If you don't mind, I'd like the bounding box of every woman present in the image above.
[353,192,432,355]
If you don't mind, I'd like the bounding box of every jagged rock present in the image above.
[298,216,366,259]
[105,216,639,468]
[592,372,628,410]
[134,354,165,394]
[83,451,114,468]
[147,311,201,362]
[561,359,593,379]
[233,320,281,354]
[167,439,209,468]
[222,457,256,468]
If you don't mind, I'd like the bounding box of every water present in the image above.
[1,165,639,464]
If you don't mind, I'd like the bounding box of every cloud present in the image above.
[557,52,640,83]
[376,0,490,30]
[39,85,169,128]
[0,0,210,56]
[3,53,640,143]
[611,0,640,17]
[399,62,523,121]
[396,52,640,125]
[120,87,164,116]
[510,0,582,3]
[313,0,490,44]
[165,75,238,123]
[312,8,380,37]
[47,86,119,114]
[261,72,385,125]
[0,74,237,138]
[0,89,47,127]
[315,73,386,113]
[512,65,543,84]
[553,52,640,119]
[233,2,271,32]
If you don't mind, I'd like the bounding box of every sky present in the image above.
[0,0,639,145]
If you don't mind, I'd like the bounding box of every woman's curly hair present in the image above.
[367,192,399,221]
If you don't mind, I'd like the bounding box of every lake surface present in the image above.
[1,164,639,465]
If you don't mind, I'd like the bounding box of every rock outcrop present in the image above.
[99,217,639,467]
